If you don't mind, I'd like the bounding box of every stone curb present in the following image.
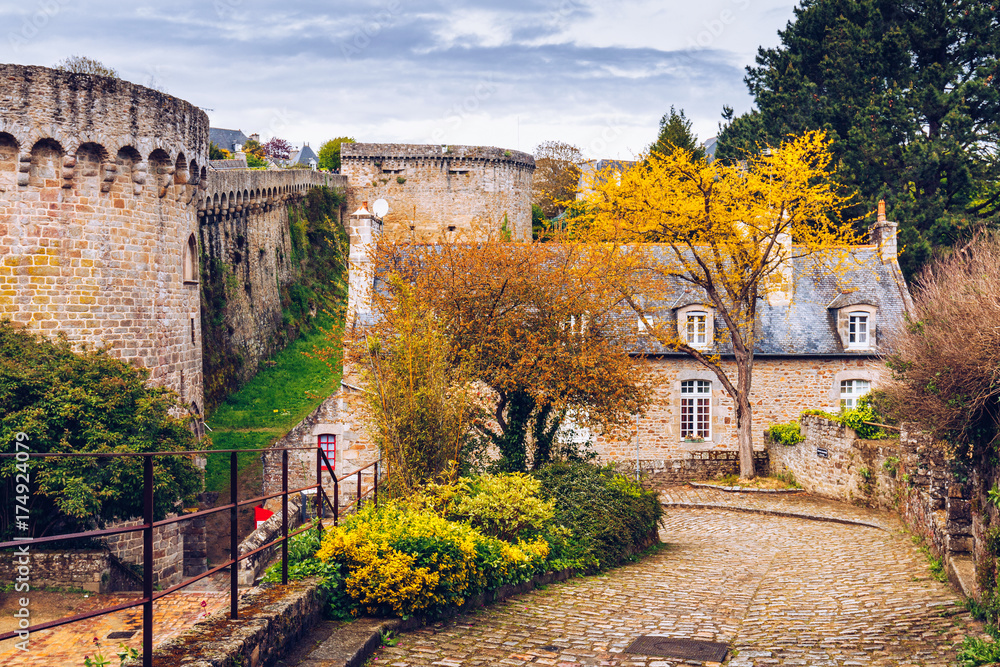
[688,482,805,494]
[661,502,887,531]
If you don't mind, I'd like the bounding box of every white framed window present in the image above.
[637,311,658,333]
[840,379,871,409]
[686,312,708,347]
[676,304,713,348]
[680,380,711,440]
[848,312,869,348]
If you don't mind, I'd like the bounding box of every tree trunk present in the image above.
[736,358,755,479]
[737,393,755,479]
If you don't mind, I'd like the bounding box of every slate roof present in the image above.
[208,158,248,171]
[289,144,319,166]
[633,246,912,356]
[362,242,911,358]
[209,127,250,153]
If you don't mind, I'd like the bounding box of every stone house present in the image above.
[600,208,911,475]
[265,203,911,494]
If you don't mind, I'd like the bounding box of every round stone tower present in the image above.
[0,64,210,418]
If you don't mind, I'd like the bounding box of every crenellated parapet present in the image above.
[341,142,535,241]
[0,64,210,417]
[200,169,345,221]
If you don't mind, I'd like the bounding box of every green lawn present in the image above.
[203,317,344,493]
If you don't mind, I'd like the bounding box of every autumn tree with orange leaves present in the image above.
[369,240,652,473]
[576,131,857,478]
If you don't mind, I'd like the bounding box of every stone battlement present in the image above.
[342,142,535,242]
[341,142,534,167]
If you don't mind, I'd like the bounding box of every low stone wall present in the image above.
[768,416,976,595]
[104,511,208,588]
[768,415,904,506]
[0,550,110,593]
[237,495,306,587]
[153,578,327,667]
[641,450,769,485]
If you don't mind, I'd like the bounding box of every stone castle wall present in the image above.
[0,64,209,413]
[342,143,534,242]
[199,170,347,395]
[0,64,351,414]
[596,355,885,465]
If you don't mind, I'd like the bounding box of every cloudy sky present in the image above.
[1,0,799,159]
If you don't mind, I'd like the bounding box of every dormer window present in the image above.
[686,312,707,347]
[848,312,869,348]
[676,304,713,349]
[830,301,877,351]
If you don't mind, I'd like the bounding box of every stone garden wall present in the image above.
[768,415,977,595]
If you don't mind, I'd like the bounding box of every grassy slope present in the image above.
[203,317,343,492]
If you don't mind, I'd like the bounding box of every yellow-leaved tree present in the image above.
[576,131,857,478]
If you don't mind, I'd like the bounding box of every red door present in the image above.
[318,434,336,471]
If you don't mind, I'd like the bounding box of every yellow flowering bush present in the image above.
[414,473,556,542]
[316,501,549,617]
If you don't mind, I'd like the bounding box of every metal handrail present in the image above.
[0,445,382,667]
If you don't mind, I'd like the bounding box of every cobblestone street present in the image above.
[372,486,982,666]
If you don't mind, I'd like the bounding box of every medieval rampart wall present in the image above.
[0,64,209,414]
[341,143,534,241]
[198,170,347,395]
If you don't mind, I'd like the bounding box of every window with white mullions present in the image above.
[680,379,711,439]
[840,379,871,409]
[686,312,707,347]
[848,312,869,347]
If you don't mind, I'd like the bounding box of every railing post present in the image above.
[230,451,238,620]
[143,455,153,667]
[333,477,339,526]
[316,446,323,522]
[357,469,363,511]
[282,449,289,586]
[374,461,378,507]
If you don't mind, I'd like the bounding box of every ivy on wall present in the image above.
[200,185,348,412]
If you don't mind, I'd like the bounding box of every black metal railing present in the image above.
[0,446,382,666]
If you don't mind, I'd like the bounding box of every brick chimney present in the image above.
[869,199,898,262]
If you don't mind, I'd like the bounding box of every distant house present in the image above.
[288,143,319,169]
[209,127,250,154]
[576,159,638,199]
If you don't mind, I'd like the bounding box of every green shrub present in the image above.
[801,394,892,440]
[765,421,804,446]
[532,462,662,572]
[446,473,556,542]
[261,523,355,619]
[958,636,1000,666]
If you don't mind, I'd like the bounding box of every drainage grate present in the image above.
[624,636,728,662]
[107,631,136,640]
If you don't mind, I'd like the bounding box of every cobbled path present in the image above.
[373,486,983,666]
